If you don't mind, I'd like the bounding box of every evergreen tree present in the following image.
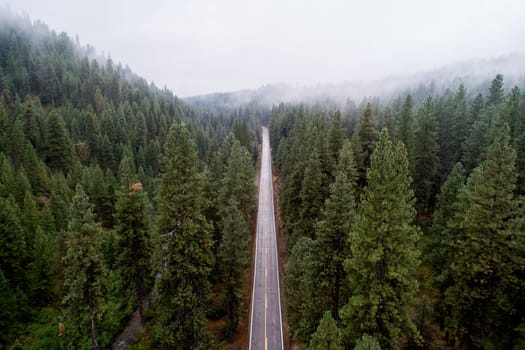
[357,103,377,169]
[298,148,324,240]
[354,103,377,185]
[285,236,322,342]
[397,95,414,152]
[503,86,524,142]
[462,106,503,172]
[22,142,50,196]
[315,142,357,320]
[44,111,75,174]
[0,152,16,197]
[155,122,213,349]
[22,190,39,237]
[353,334,382,350]
[114,156,152,325]
[309,311,344,350]
[218,198,250,340]
[218,135,255,221]
[21,99,39,147]
[28,226,55,306]
[431,163,466,238]
[487,74,505,107]
[443,131,525,348]
[0,270,18,346]
[62,185,103,350]
[439,84,469,174]
[327,110,346,180]
[428,163,466,323]
[411,96,438,210]
[0,195,28,290]
[342,130,422,348]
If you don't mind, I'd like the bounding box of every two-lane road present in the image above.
[249,127,283,350]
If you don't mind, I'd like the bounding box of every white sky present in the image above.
[2,0,524,97]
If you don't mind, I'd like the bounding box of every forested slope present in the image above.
[271,77,525,349]
[0,12,259,349]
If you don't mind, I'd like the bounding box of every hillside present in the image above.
[0,11,259,349]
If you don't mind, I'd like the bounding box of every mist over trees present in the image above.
[271,73,525,349]
[1,8,525,350]
[0,12,258,349]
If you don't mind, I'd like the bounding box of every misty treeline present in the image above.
[271,75,525,349]
[0,12,261,349]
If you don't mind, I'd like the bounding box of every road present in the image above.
[249,127,283,350]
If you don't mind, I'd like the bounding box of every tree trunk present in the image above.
[89,304,98,350]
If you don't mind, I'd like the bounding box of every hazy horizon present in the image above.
[2,0,524,97]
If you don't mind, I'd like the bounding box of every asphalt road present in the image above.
[249,127,283,350]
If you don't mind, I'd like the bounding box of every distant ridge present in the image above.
[186,53,525,108]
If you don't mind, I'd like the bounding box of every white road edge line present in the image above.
[248,128,263,350]
[268,136,284,350]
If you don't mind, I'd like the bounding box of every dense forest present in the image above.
[271,77,525,349]
[0,12,260,349]
[2,9,525,350]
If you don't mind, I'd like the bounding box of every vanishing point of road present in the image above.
[249,127,284,350]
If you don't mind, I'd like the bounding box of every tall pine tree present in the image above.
[342,130,422,348]
[45,111,75,173]
[62,185,103,350]
[443,130,525,348]
[315,141,357,320]
[114,156,152,325]
[217,198,250,340]
[155,122,213,349]
[411,96,438,210]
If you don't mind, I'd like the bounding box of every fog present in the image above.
[1,0,525,97]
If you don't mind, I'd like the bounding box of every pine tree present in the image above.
[431,163,466,238]
[428,163,466,323]
[327,111,346,180]
[357,103,377,169]
[155,122,213,349]
[62,185,103,350]
[0,152,16,197]
[503,86,524,143]
[397,95,414,152]
[443,130,525,348]
[342,130,422,348]
[353,335,382,350]
[353,103,377,187]
[218,198,250,340]
[487,74,504,107]
[462,106,503,172]
[28,226,55,306]
[285,236,322,342]
[21,99,39,147]
[22,142,50,196]
[22,191,39,236]
[411,96,438,210]
[0,270,18,345]
[218,135,255,221]
[298,148,324,240]
[114,156,152,325]
[439,84,469,172]
[0,195,28,290]
[45,111,75,173]
[309,311,344,350]
[315,142,357,320]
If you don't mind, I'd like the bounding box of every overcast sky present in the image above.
[2,0,524,97]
